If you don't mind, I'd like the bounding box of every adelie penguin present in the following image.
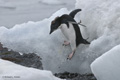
[50,9,90,60]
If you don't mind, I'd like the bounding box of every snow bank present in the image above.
[76,0,120,41]
[0,59,63,80]
[91,44,120,80]
[0,0,120,74]
[75,0,120,72]
[0,8,72,73]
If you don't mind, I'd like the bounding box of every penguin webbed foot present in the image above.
[67,51,75,60]
[63,41,70,46]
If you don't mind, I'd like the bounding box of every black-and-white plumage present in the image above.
[50,9,90,59]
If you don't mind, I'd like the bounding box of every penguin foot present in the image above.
[63,41,70,46]
[67,51,75,60]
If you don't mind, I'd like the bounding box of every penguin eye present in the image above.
[52,21,55,24]
[51,16,59,24]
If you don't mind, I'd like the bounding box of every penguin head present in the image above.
[50,16,61,34]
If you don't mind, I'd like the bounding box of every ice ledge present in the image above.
[91,44,120,80]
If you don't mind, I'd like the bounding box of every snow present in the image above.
[0,8,72,73]
[91,44,120,80]
[0,0,120,74]
[74,0,120,72]
[0,59,63,80]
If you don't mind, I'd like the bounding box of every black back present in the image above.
[60,14,86,46]
[50,9,90,46]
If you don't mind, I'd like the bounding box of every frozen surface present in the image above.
[0,0,75,28]
[0,59,63,80]
[91,44,120,80]
[0,0,120,74]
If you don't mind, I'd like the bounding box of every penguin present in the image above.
[50,9,90,60]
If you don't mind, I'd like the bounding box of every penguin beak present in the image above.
[49,30,53,34]
[49,31,52,34]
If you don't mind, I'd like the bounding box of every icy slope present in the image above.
[75,0,120,72]
[0,59,63,80]
[76,0,120,41]
[91,44,120,80]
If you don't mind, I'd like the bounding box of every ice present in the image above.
[91,44,120,80]
[0,8,72,73]
[0,59,63,80]
[0,0,120,74]
[74,0,120,72]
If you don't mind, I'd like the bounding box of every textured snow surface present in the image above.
[91,44,120,80]
[0,59,63,80]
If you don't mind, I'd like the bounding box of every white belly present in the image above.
[60,24,69,40]
[60,23,76,51]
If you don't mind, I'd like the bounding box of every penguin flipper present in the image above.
[69,9,82,18]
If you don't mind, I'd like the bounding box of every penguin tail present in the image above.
[83,39,90,44]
